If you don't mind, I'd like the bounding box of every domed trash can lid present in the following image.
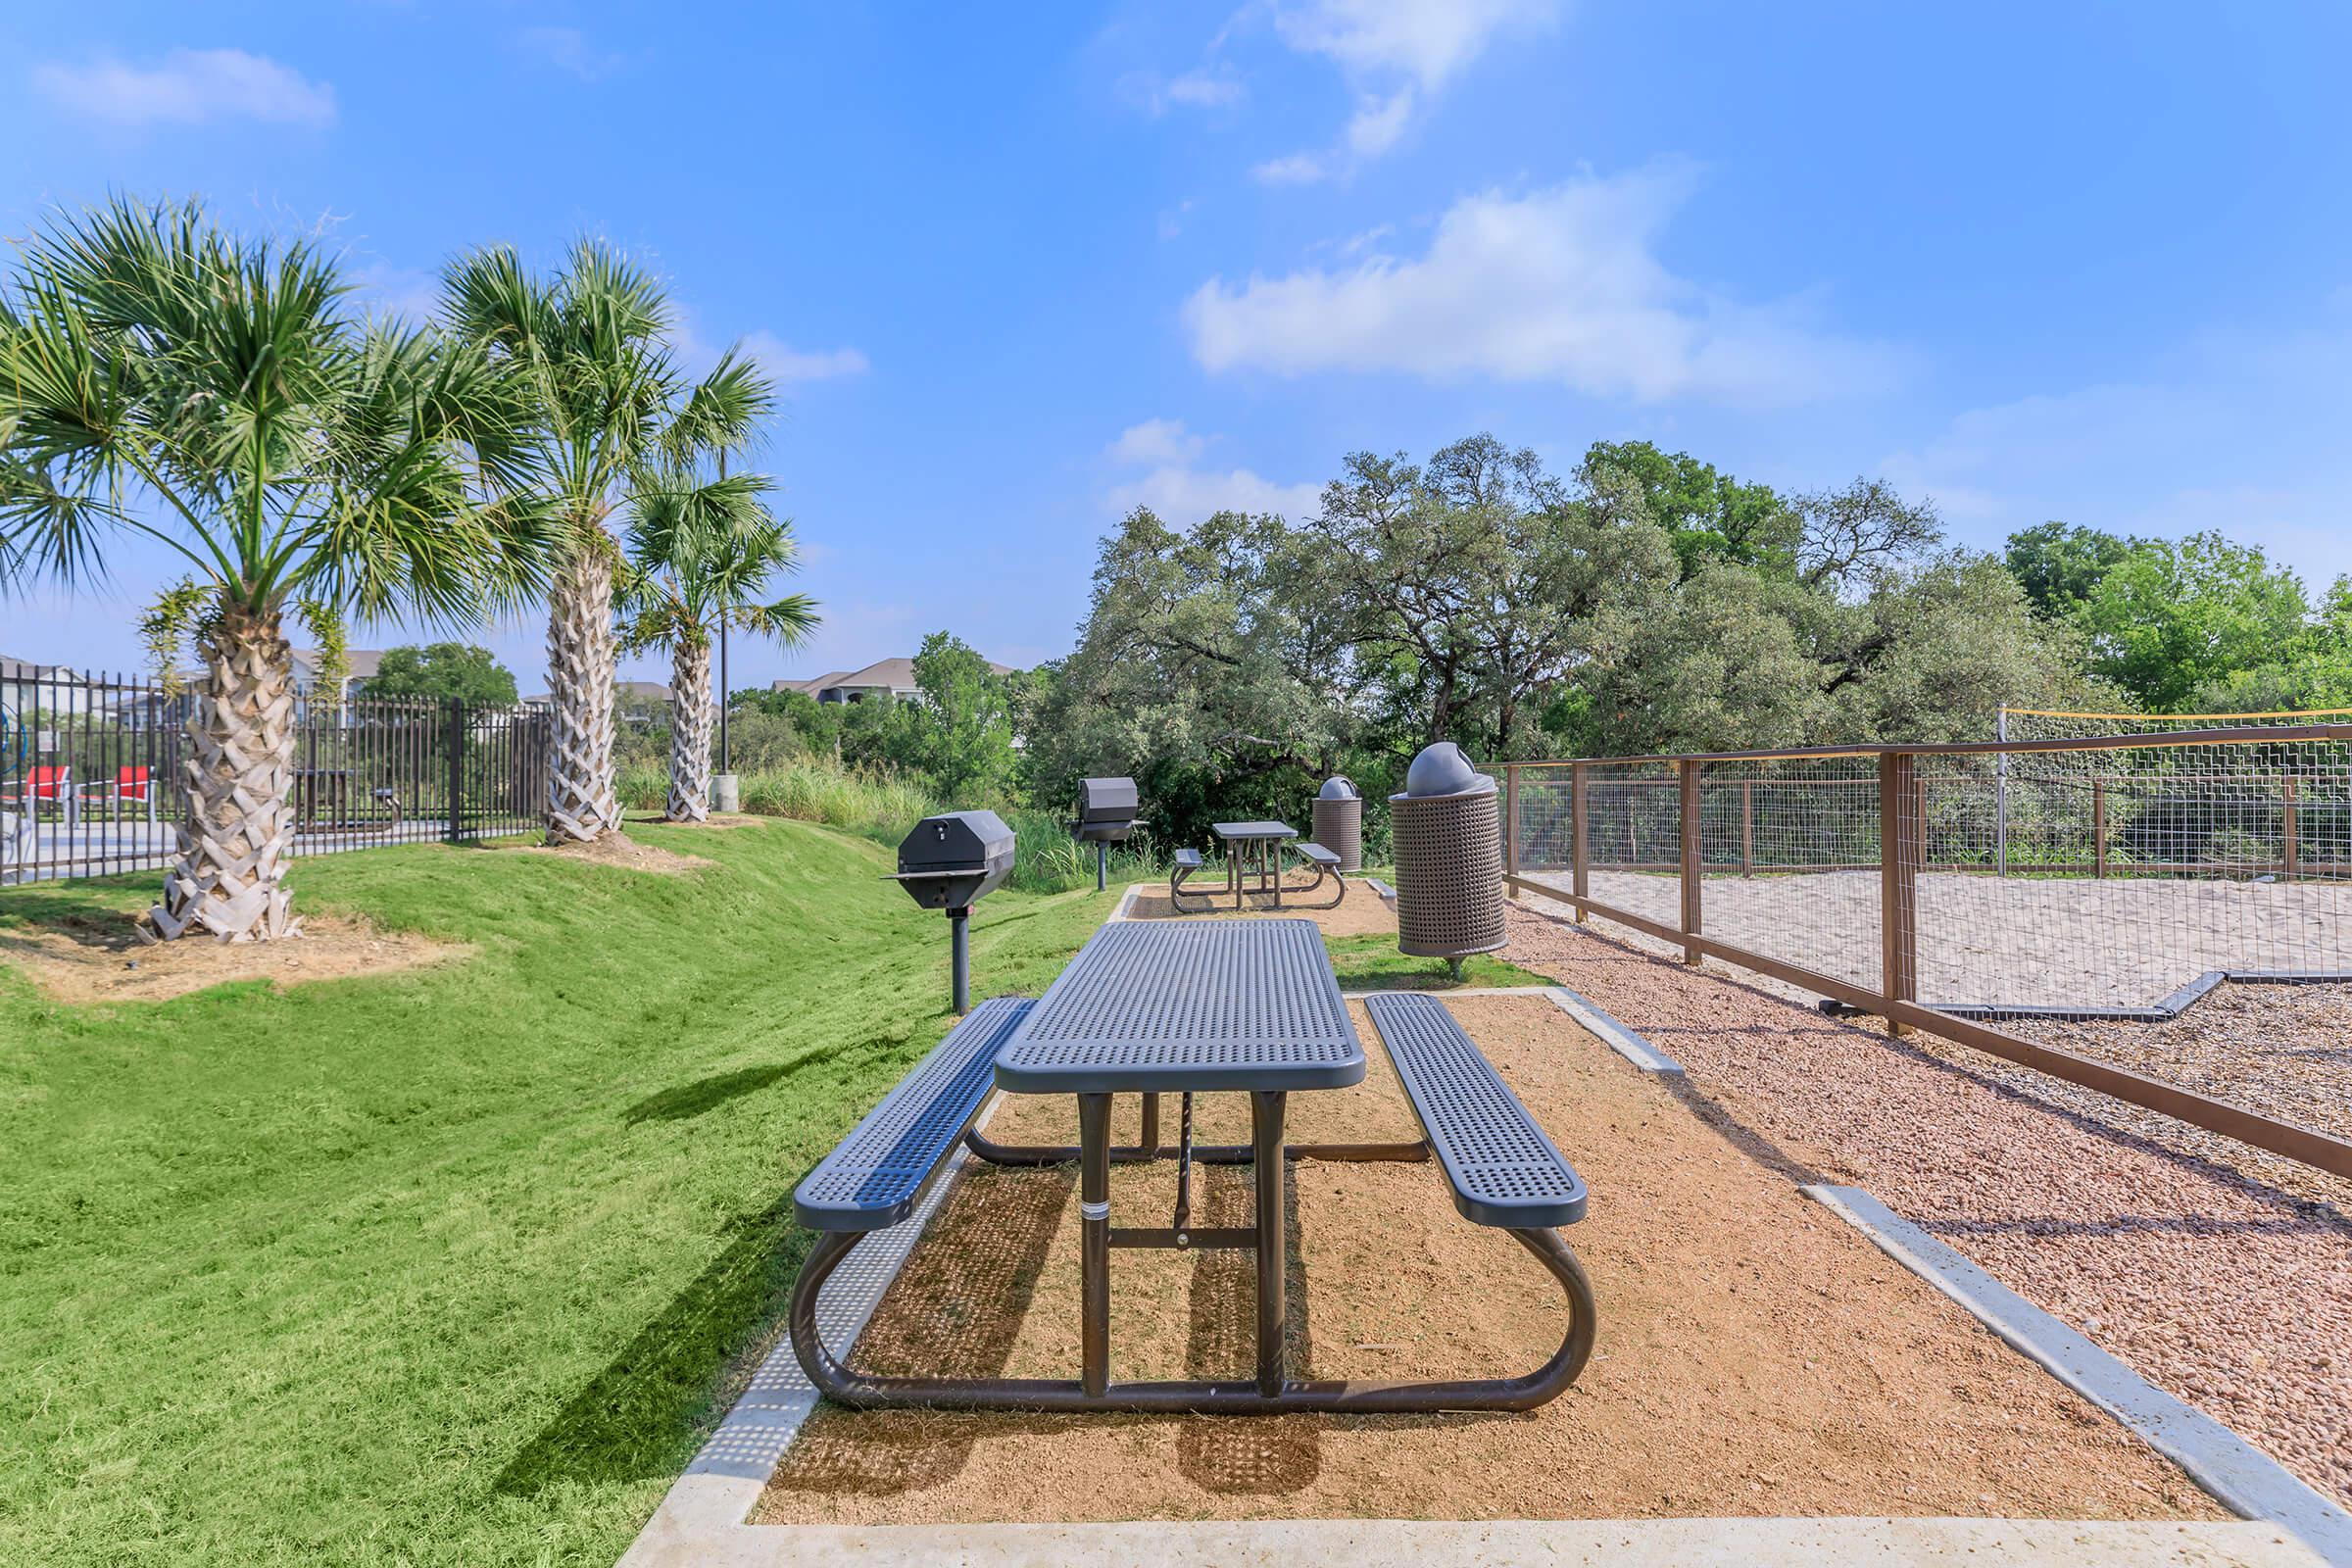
[1317,775,1358,800]
[1395,741,1495,800]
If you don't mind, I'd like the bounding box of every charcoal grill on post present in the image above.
[1310,775,1362,873]
[889,809,1016,1012]
[1069,776,1140,892]
[1391,743,1505,979]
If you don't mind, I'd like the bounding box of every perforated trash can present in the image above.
[1390,743,1505,960]
[1310,775,1362,873]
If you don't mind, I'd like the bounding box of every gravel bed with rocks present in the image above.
[1501,894,2352,1511]
[2001,983,2352,1148]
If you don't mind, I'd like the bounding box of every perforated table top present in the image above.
[1210,820,1298,841]
[794,997,1034,1232]
[1360,992,1588,1228]
[997,918,1365,1094]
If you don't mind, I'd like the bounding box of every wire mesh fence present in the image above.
[2,662,550,886]
[1507,725,2352,1016]
[1502,717,2352,1178]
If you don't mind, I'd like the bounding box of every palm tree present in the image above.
[0,197,543,942]
[442,242,771,845]
[619,370,818,820]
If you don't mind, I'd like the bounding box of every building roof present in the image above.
[773,654,1016,697]
[291,648,386,682]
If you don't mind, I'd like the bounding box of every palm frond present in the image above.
[665,346,776,464]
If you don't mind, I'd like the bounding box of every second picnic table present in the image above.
[1209,819,1298,909]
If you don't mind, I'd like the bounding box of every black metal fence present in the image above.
[2,663,549,886]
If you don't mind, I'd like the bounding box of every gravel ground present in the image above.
[1523,868,2352,1011]
[1501,894,2352,1510]
[2005,984,2352,1148]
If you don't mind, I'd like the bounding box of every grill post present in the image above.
[949,906,971,1014]
[1095,841,1107,893]
[445,699,465,845]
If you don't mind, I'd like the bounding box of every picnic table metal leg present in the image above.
[1250,1089,1287,1396]
[1078,1092,1112,1398]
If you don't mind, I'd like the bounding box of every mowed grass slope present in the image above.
[0,820,1114,1566]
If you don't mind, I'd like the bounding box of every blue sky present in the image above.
[6,2,2351,691]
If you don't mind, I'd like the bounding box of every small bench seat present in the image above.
[794,997,1033,1232]
[1361,993,1588,1229]
[1173,848,1203,869]
[1297,842,1340,867]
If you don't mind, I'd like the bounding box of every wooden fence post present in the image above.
[1740,778,1754,877]
[2092,777,2106,879]
[1571,761,1590,923]
[2283,776,2299,881]
[1503,763,1519,900]
[1880,751,1918,1036]
[1679,760,1702,964]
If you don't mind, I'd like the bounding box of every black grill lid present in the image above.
[1077,776,1139,823]
[898,808,1015,871]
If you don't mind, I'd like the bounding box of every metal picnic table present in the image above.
[1210,819,1298,909]
[996,916,1388,1407]
[787,915,1598,1415]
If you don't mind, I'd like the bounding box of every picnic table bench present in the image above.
[787,919,1595,1415]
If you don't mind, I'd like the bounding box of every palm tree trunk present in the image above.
[666,640,713,822]
[546,547,620,845]
[143,605,299,943]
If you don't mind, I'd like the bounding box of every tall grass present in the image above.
[616,760,1167,893]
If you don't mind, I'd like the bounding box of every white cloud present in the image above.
[741,330,869,384]
[515,25,624,82]
[1109,418,1205,466]
[1344,86,1415,157]
[32,48,336,128]
[1163,66,1244,109]
[1273,0,1557,89]
[349,263,441,325]
[1103,420,1320,521]
[1186,166,1899,408]
[1256,0,1557,181]
[1251,151,1331,185]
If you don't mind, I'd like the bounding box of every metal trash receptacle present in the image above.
[1390,743,1504,963]
[1310,775,1362,873]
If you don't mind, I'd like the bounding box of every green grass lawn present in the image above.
[0,820,1118,1567]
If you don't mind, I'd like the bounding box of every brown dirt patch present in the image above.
[756,996,2212,1526]
[495,830,710,875]
[1124,880,1398,939]
[0,907,465,1003]
[1499,897,2352,1509]
[623,812,770,831]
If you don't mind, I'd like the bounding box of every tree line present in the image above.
[1019,435,2349,846]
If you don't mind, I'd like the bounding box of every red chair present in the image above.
[2,766,76,824]
[80,765,156,819]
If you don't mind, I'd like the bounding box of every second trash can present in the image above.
[1391,742,1505,968]
[1310,775,1362,873]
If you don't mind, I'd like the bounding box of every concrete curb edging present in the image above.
[625,1515,2322,1566]
[1804,1183,2352,1568]
[1542,985,1686,1076]
[1110,883,1142,921]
